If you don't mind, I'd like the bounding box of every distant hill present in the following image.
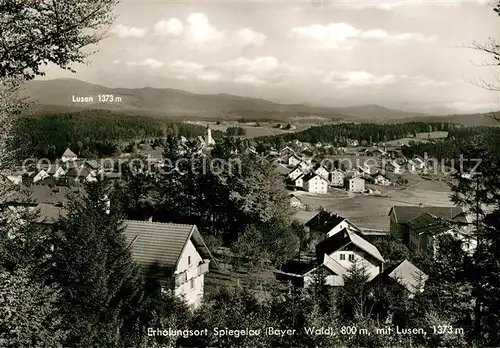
[20,78,499,125]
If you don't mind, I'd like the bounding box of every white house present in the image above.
[123,220,217,309]
[312,164,329,179]
[373,173,391,186]
[385,161,403,174]
[329,169,345,187]
[288,154,302,167]
[61,148,78,162]
[287,166,306,181]
[292,174,304,188]
[344,177,365,193]
[316,228,385,281]
[304,173,329,194]
[302,254,347,287]
[412,156,426,170]
[44,164,66,179]
[33,169,50,183]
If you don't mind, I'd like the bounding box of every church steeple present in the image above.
[206,123,215,146]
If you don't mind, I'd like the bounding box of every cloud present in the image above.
[153,13,266,49]
[446,101,499,113]
[289,22,435,49]
[411,76,451,87]
[165,56,450,89]
[184,13,224,46]
[333,0,490,11]
[323,71,400,87]
[235,28,267,46]
[110,24,147,39]
[234,75,269,85]
[154,18,184,37]
[126,58,164,68]
[112,60,121,64]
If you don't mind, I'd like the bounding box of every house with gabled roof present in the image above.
[32,169,50,183]
[406,212,475,256]
[287,165,307,182]
[303,172,329,194]
[61,148,78,162]
[305,210,364,242]
[385,160,403,174]
[123,220,217,309]
[315,228,384,281]
[388,205,466,246]
[412,156,426,170]
[329,169,345,187]
[275,254,348,288]
[344,176,365,193]
[371,260,428,298]
[311,163,329,179]
[287,154,302,168]
[372,172,391,186]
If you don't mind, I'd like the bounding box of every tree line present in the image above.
[9,110,224,160]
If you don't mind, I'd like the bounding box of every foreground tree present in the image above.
[0,0,119,81]
[0,268,67,348]
[48,179,143,348]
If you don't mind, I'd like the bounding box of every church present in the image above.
[197,124,216,149]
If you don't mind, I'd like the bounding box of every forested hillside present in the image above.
[10,110,222,160]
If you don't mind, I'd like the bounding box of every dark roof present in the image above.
[312,163,326,171]
[389,205,466,224]
[66,167,92,178]
[36,203,67,223]
[406,212,451,236]
[302,172,328,182]
[122,220,218,276]
[275,164,290,176]
[316,228,384,263]
[305,210,345,233]
[103,172,122,179]
[5,185,73,206]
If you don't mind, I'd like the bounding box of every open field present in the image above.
[188,121,313,138]
[292,178,453,230]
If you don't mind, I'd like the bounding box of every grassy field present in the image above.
[292,178,453,230]
[190,121,312,139]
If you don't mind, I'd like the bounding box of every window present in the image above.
[349,254,355,262]
[188,256,191,265]
[190,278,195,289]
[340,254,345,260]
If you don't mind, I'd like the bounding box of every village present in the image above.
[1,124,477,309]
[2,0,500,346]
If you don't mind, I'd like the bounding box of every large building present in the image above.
[344,177,365,193]
[388,205,466,246]
[123,220,216,309]
[303,173,329,194]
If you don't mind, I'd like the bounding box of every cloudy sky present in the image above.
[41,0,500,114]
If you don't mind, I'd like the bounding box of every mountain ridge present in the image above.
[20,78,498,126]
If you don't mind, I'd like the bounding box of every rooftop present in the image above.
[387,260,428,293]
[305,210,345,233]
[389,205,466,224]
[122,220,217,279]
